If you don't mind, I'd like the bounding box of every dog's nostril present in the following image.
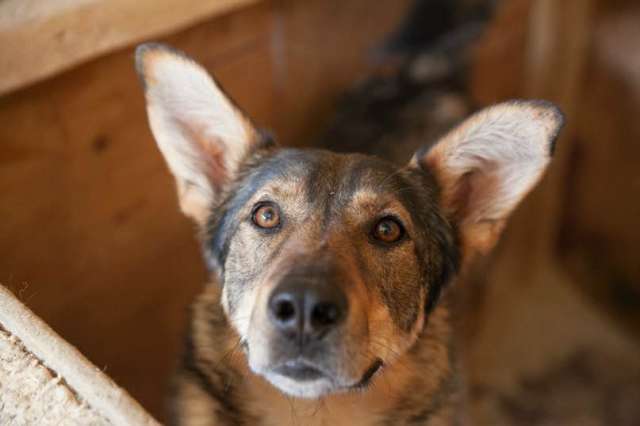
[311,302,340,327]
[269,279,348,341]
[274,299,296,322]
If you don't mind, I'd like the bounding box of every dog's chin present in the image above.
[250,357,385,399]
[248,358,343,398]
[262,371,337,399]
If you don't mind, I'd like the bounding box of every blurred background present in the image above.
[1,0,639,423]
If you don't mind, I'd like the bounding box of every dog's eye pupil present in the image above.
[252,204,280,229]
[372,218,404,243]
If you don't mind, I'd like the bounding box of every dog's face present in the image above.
[136,44,563,399]
[207,148,456,397]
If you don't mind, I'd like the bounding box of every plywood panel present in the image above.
[0,0,261,95]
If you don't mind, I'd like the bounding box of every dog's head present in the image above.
[136,44,563,399]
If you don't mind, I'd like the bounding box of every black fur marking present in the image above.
[301,151,340,232]
[426,220,460,314]
[395,167,460,314]
[256,129,277,150]
[536,100,566,156]
[181,333,246,426]
[350,358,384,390]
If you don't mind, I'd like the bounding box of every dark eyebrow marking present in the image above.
[205,149,315,275]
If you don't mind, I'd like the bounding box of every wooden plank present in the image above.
[557,5,640,338]
[492,0,596,268]
[470,0,533,104]
[0,0,261,96]
[473,0,595,267]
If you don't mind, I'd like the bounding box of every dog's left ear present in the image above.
[410,100,564,259]
[135,43,267,225]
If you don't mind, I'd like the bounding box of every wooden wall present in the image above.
[465,1,640,422]
[557,0,640,338]
[0,0,261,95]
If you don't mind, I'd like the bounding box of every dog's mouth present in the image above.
[272,357,384,388]
[273,359,327,382]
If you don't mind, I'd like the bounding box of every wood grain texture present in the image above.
[557,5,640,338]
[464,2,640,424]
[0,0,261,95]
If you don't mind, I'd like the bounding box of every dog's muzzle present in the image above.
[268,276,348,375]
[246,258,381,397]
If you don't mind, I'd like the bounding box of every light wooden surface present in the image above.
[0,285,160,426]
[0,0,260,95]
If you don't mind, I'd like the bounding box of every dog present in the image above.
[134,10,563,425]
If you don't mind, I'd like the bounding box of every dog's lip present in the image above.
[270,357,385,387]
[273,359,328,382]
[349,358,384,389]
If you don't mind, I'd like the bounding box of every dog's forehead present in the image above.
[253,148,408,204]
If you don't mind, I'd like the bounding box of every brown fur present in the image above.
[134,43,563,425]
[175,282,459,426]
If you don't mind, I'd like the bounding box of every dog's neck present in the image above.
[176,285,463,426]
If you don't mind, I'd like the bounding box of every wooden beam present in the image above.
[0,0,260,96]
[511,0,596,267]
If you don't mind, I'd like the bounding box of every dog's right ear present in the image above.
[135,43,268,225]
[409,100,564,262]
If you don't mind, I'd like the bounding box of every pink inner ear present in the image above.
[201,137,229,190]
[456,166,503,226]
[425,149,530,259]
[417,101,562,261]
[427,153,503,226]
[447,170,474,222]
[180,120,229,190]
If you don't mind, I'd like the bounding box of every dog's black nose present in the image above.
[268,280,348,342]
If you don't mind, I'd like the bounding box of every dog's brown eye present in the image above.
[372,217,404,243]
[252,203,280,229]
